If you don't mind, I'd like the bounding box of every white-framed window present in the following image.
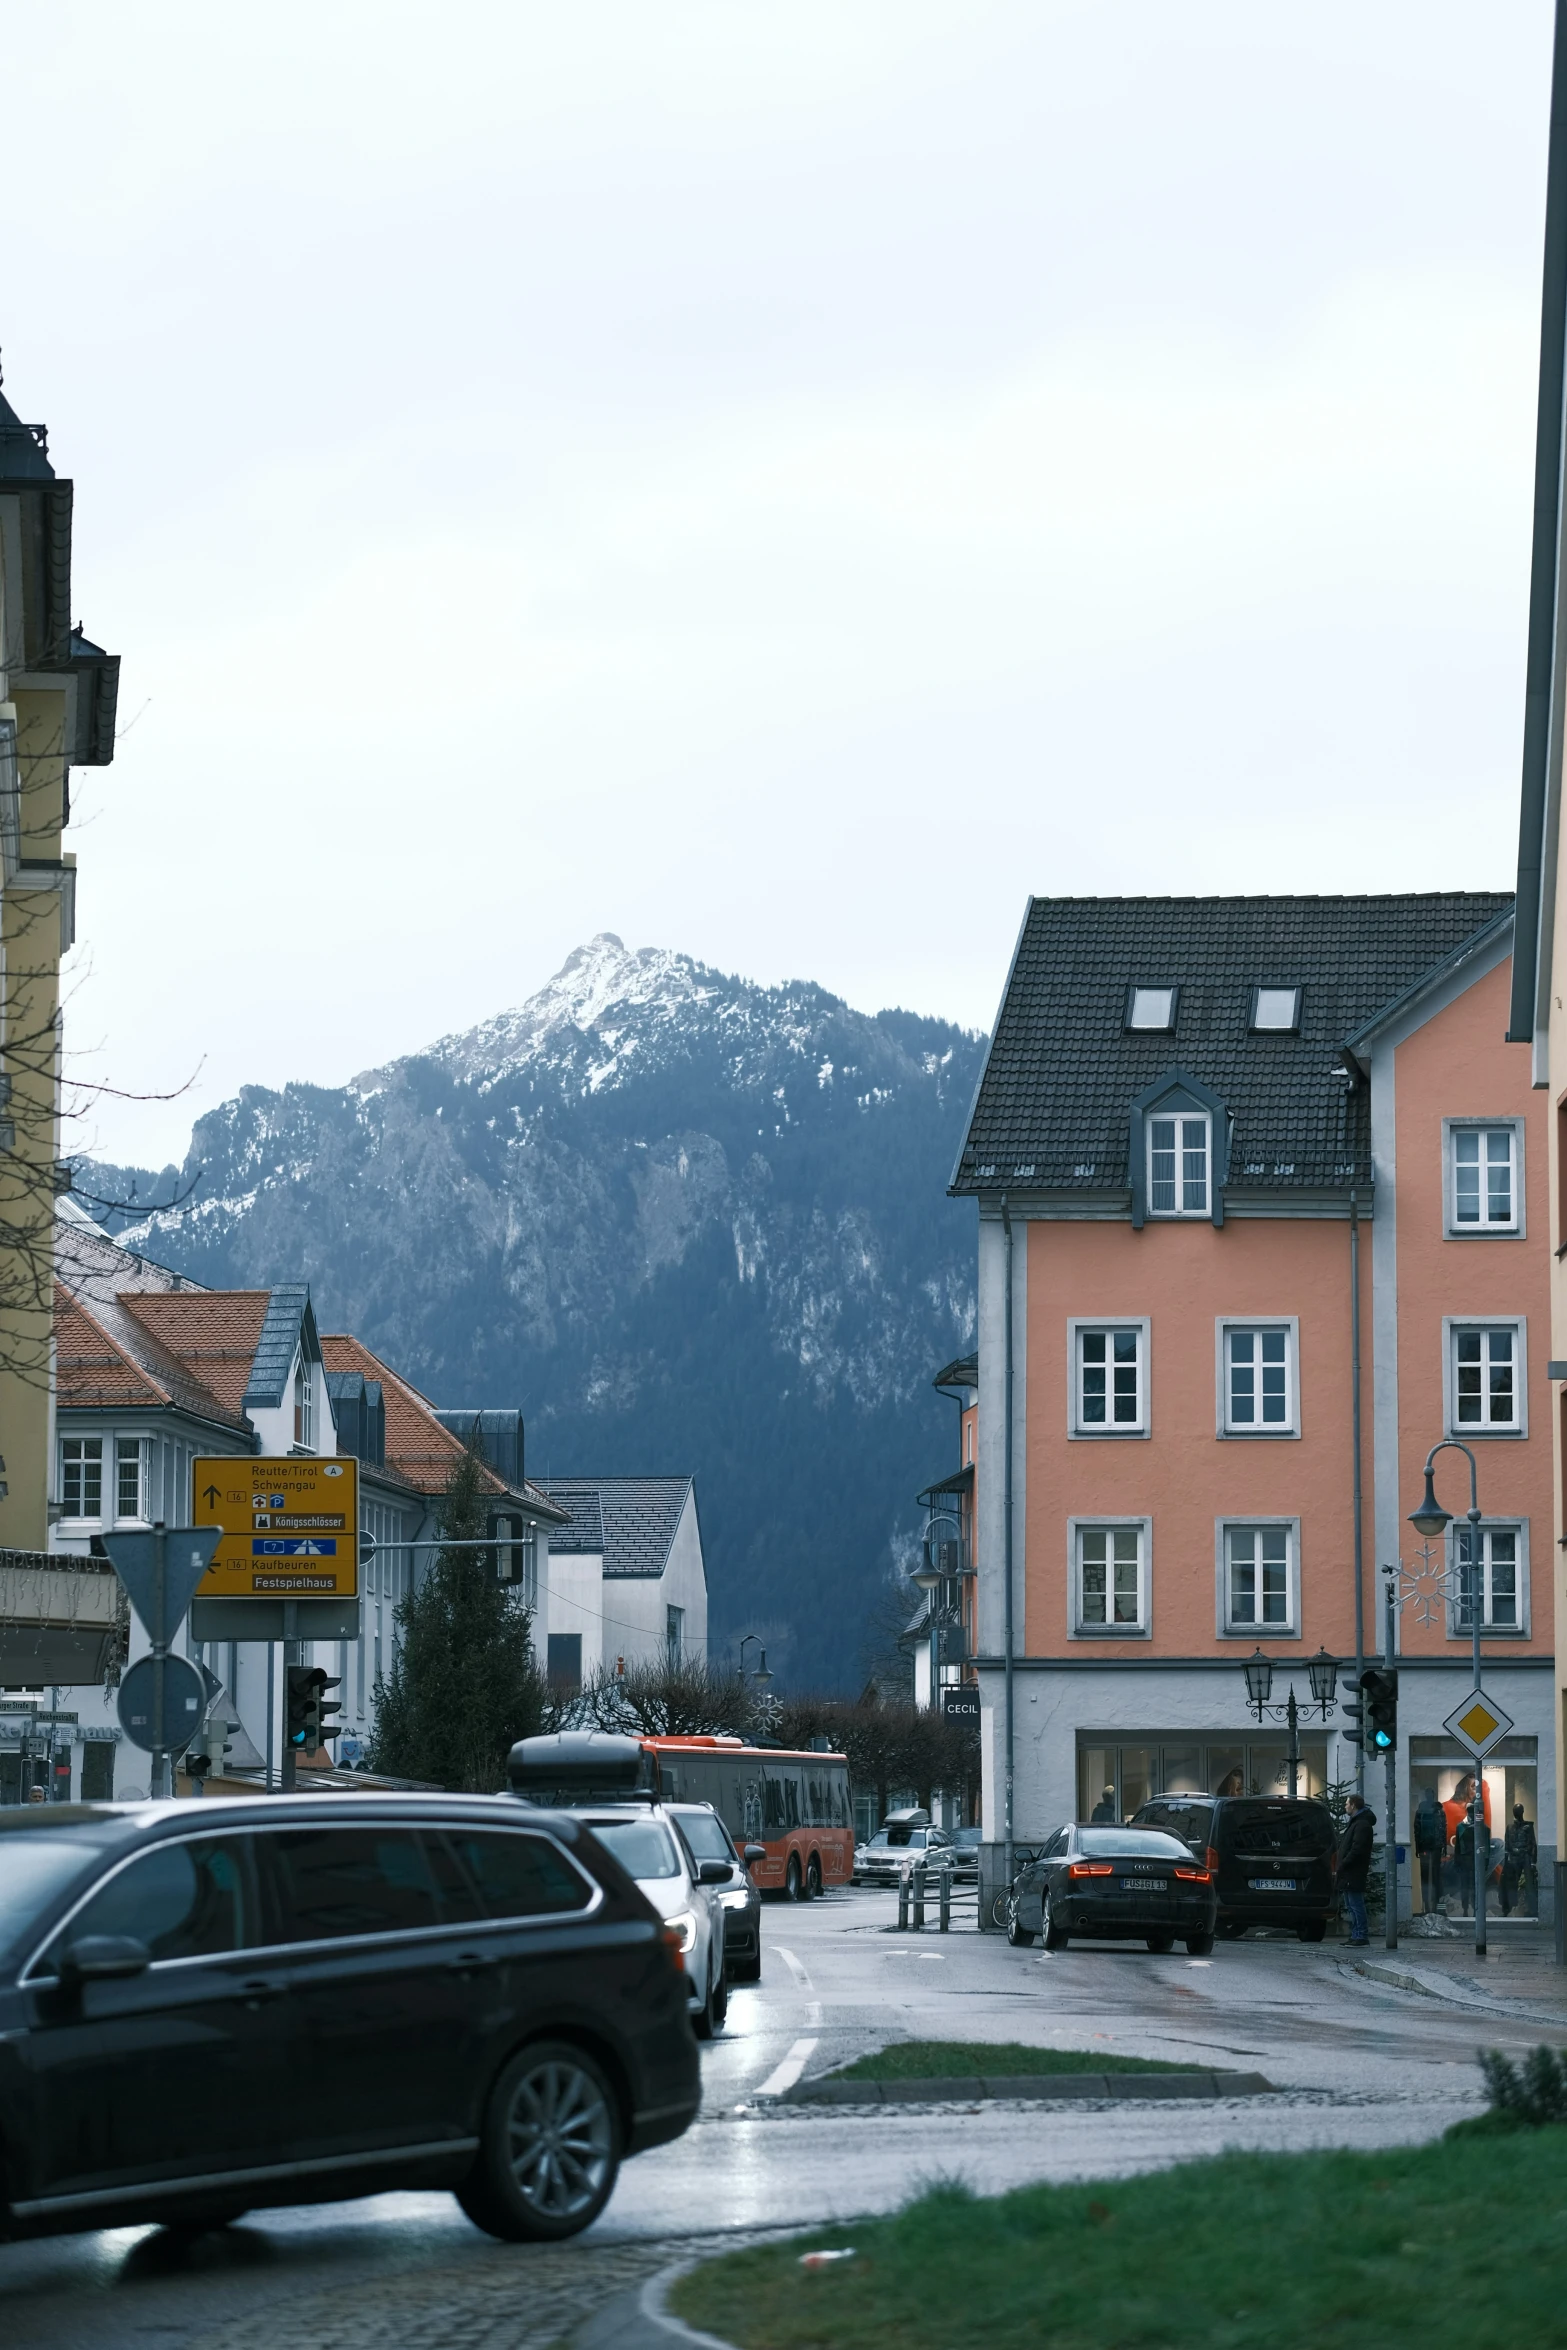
[1126,985,1178,1032]
[114,1437,147,1522]
[1444,1120,1523,1238]
[1444,1318,1526,1438]
[1217,1319,1298,1436]
[1070,1519,1149,1635]
[1451,1521,1529,1635]
[294,1355,315,1449]
[1219,1520,1298,1635]
[1148,1113,1209,1216]
[1068,1318,1149,1436]
[60,1436,103,1519]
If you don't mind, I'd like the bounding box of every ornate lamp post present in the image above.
[913,1509,964,1715]
[736,1634,772,1690]
[1408,1438,1489,1956]
[1241,1647,1339,1798]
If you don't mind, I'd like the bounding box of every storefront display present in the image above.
[1078,1737,1329,1822]
[1408,1737,1538,1919]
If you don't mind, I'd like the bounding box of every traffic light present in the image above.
[1345,1667,1398,1754]
[1366,1668,1398,1754]
[284,1665,342,1757]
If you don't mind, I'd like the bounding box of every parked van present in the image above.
[1129,1793,1337,1940]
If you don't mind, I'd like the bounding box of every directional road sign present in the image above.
[117,1652,206,1755]
[193,1457,359,1601]
[1442,1688,1515,1762]
[101,1526,226,1650]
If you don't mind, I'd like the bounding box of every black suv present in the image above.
[0,1795,700,2242]
[1130,1794,1337,1939]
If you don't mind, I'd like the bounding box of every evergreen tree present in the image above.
[369,1439,547,1790]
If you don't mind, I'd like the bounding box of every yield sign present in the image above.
[1442,1689,1515,1762]
[101,1527,224,1650]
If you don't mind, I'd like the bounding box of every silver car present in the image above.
[669,1801,764,1983]
[852,1812,959,1887]
[579,1806,730,2036]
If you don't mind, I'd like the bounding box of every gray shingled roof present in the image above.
[243,1283,313,1408]
[544,1477,694,1578]
[953,894,1514,1200]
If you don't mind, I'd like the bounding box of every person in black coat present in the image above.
[1338,1794,1375,1946]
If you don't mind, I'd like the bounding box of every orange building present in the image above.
[954,895,1553,1927]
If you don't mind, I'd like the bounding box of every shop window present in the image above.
[1409,1735,1538,1920]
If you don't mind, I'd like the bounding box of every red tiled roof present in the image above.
[321,1334,500,1498]
[114,1293,271,1415]
[53,1284,249,1428]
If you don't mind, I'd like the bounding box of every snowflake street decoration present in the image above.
[1383,1541,1454,1630]
[749,1690,783,1734]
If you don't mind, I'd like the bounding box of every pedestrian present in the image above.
[1413,1787,1447,1919]
[1501,1804,1538,1917]
[1337,1793,1375,1946]
[1091,1785,1117,1823]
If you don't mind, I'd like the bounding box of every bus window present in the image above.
[784,1773,801,1829]
[764,1774,787,1833]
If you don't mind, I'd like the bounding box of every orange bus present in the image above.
[644,1735,854,1901]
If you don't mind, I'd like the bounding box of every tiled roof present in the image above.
[111,1292,272,1416]
[953,894,1515,1198]
[321,1337,562,1518]
[53,1286,252,1429]
[543,1477,695,1578]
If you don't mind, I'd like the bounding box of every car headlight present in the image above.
[668,1907,699,1953]
[719,1887,752,1910]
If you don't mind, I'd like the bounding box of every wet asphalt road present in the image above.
[3,1888,1558,2350]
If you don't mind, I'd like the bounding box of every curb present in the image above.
[1352,1956,1567,2024]
[778,2069,1274,2105]
[575,2261,742,2350]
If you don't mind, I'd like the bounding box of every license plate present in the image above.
[1250,1877,1296,1891]
[1117,1878,1168,1890]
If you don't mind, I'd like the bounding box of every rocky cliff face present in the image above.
[86,936,984,1689]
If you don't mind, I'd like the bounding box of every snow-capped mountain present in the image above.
[84,936,984,1688]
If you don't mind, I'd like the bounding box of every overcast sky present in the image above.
[5,3,1554,1167]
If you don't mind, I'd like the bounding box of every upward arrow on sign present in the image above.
[202,1483,222,1509]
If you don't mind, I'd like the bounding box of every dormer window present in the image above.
[1126,986,1177,1032]
[1250,986,1301,1033]
[293,1356,315,1449]
[1149,1111,1209,1215]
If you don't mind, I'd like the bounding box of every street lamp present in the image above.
[911,1555,943,1714]
[737,1634,772,1689]
[1408,1438,1488,1955]
[1241,1649,1338,1800]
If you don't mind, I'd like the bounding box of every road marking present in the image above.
[753,2037,818,2098]
[774,1946,813,1991]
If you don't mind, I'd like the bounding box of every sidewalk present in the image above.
[1350,1923,1567,2020]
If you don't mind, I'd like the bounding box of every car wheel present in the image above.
[1145,1934,1175,1953]
[1297,1918,1327,1943]
[785,1856,804,1902]
[806,1854,823,1899]
[1185,1932,1215,1957]
[1041,1894,1069,1952]
[457,2041,620,2243]
[1005,1896,1035,1947]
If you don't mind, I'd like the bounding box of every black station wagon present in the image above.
[1130,1794,1337,1939]
[0,1795,700,2243]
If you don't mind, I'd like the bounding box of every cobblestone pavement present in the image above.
[3,1890,1555,2350]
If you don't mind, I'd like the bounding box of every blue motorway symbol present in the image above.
[251,1538,339,1556]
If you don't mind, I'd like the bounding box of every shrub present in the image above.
[1478,2045,1567,2127]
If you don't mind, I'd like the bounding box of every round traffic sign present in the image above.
[116,1653,207,1754]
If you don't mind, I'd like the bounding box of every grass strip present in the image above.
[826,2038,1196,2081]
[671,2127,1567,2350]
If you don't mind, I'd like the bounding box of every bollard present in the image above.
[939,1867,950,1933]
[911,1858,926,1931]
[897,1873,909,1931]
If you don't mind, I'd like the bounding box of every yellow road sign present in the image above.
[192,1457,359,1600]
[1442,1687,1514,1761]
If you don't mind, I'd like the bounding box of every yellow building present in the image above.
[0,374,118,1548]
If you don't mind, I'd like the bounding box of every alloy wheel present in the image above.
[505,2057,614,2222]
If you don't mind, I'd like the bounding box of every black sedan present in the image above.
[0,1794,700,2244]
[1005,1823,1217,1955]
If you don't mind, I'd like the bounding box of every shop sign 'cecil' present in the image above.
[192,1457,359,1600]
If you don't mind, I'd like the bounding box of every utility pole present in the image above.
[1382,1569,1398,1953]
